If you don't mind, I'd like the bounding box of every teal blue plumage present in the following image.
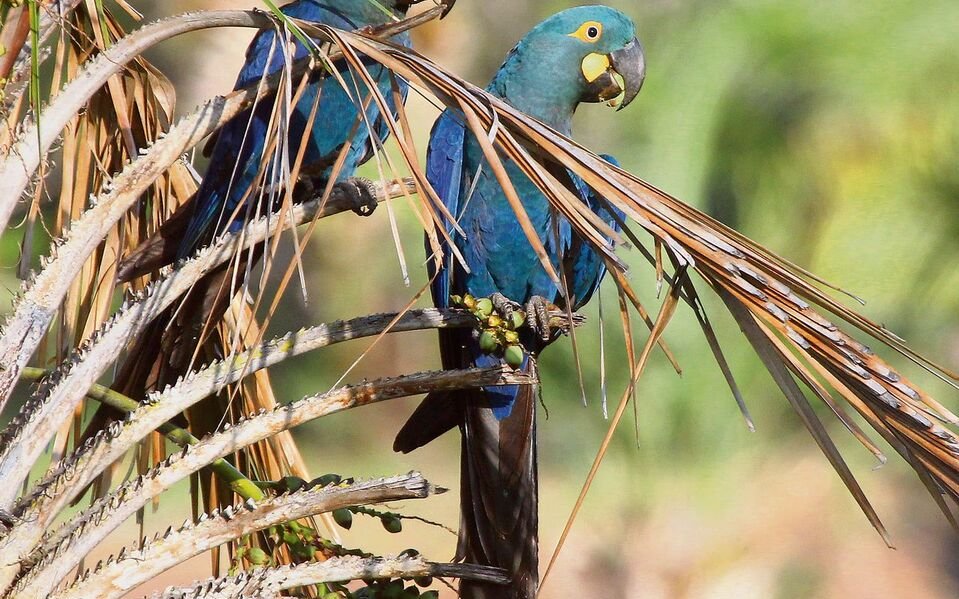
[178,0,414,258]
[394,7,645,599]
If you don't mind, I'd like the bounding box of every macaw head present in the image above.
[492,6,645,124]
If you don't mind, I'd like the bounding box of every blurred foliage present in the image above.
[4,0,958,596]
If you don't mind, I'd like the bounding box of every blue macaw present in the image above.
[101,0,448,443]
[118,0,449,278]
[395,6,645,599]
[179,0,416,258]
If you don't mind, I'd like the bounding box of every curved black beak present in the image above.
[608,37,645,110]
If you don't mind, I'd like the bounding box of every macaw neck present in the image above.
[486,40,581,137]
[491,84,575,137]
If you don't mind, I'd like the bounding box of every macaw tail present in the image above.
[78,254,250,453]
[458,363,539,599]
[394,328,539,599]
[115,193,199,282]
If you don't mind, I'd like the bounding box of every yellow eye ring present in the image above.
[569,21,603,43]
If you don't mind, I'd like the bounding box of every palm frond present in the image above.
[0,4,956,597]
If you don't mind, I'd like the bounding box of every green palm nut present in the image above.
[462,294,477,309]
[503,330,519,344]
[475,297,494,319]
[382,515,403,533]
[247,547,270,565]
[282,530,299,545]
[479,330,498,352]
[332,508,353,530]
[421,592,440,599]
[509,310,526,329]
[504,345,524,368]
[413,576,433,587]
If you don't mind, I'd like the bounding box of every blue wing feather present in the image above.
[424,108,466,309]
[179,0,410,258]
[567,154,625,310]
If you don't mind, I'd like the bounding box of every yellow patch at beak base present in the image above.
[581,53,610,83]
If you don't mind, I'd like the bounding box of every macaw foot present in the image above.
[490,292,554,342]
[332,177,379,217]
[490,292,521,322]
[525,295,554,342]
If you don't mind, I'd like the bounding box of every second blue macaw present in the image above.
[118,0,451,278]
[395,6,645,599]
[179,0,416,258]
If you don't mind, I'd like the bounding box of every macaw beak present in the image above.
[580,37,646,109]
[608,37,645,110]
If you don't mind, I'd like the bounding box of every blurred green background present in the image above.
[13,0,959,597]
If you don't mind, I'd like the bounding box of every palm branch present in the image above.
[0,1,955,597]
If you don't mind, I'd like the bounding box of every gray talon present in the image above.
[332,177,378,217]
[490,292,520,321]
[526,295,552,341]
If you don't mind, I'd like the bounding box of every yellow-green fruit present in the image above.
[479,330,498,352]
[463,294,476,309]
[503,330,519,344]
[487,314,503,328]
[510,311,526,329]
[475,297,493,318]
[504,345,524,368]
[247,547,270,565]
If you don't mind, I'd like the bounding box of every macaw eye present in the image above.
[570,21,603,43]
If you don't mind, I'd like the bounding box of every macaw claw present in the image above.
[490,292,521,323]
[332,176,379,217]
[490,293,553,341]
[525,295,554,342]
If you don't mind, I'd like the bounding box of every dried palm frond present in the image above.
[0,1,956,597]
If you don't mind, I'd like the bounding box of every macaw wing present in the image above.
[184,2,360,256]
[425,108,467,309]
[565,153,625,310]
